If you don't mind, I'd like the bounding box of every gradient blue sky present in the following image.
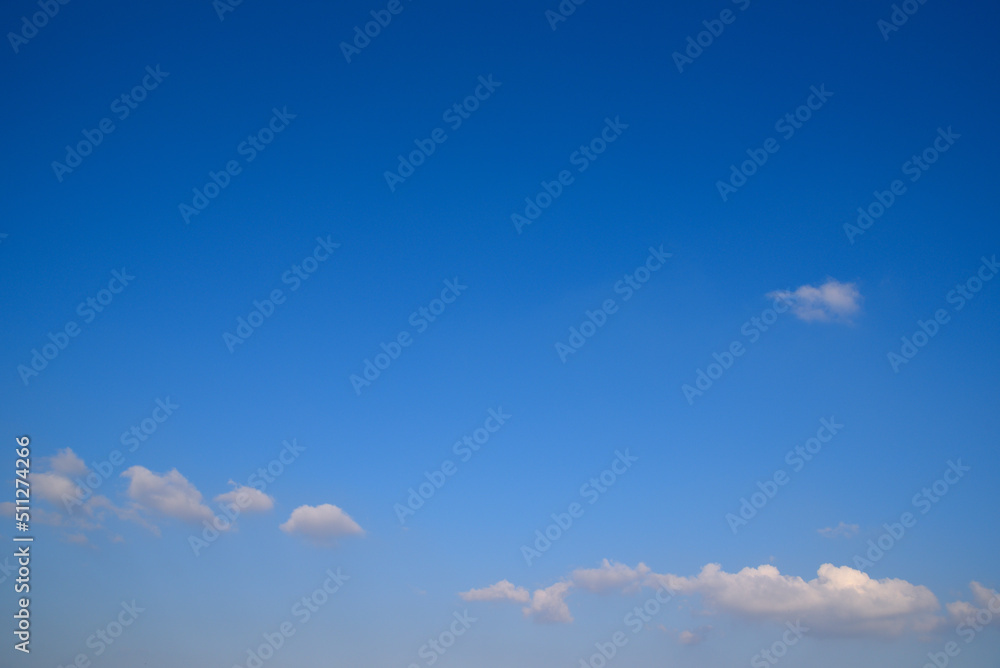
[2,0,999,666]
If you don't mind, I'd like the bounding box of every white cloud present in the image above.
[767,278,862,323]
[654,563,940,636]
[523,582,574,623]
[459,580,530,603]
[121,466,215,524]
[279,504,364,541]
[572,559,650,593]
[463,560,948,637]
[946,582,1000,627]
[817,522,860,539]
[214,482,274,513]
[47,448,88,477]
[31,471,82,506]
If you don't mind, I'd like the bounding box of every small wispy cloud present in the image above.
[818,522,860,539]
[768,278,862,323]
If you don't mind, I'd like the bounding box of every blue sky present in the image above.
[1,0,999,666]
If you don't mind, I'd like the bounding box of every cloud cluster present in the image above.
[17,448,363,549]
[461,560,972,638]
[768,278,862,322]
[121,466,216,524]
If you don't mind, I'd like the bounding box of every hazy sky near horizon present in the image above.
[1,0,999,667]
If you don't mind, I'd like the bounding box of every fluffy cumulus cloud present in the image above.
[523,582,574,623]
[462,560,961,637]
[817,522,859,538]
[768,278,862,322]
[121,466,216,524]
[31,471,81,506]
[25,449,279,543]
[572,559,650,593]
[47,448,89,477]
[279,504,364,541]
[214,482,274,513]
[21,449,159,540]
